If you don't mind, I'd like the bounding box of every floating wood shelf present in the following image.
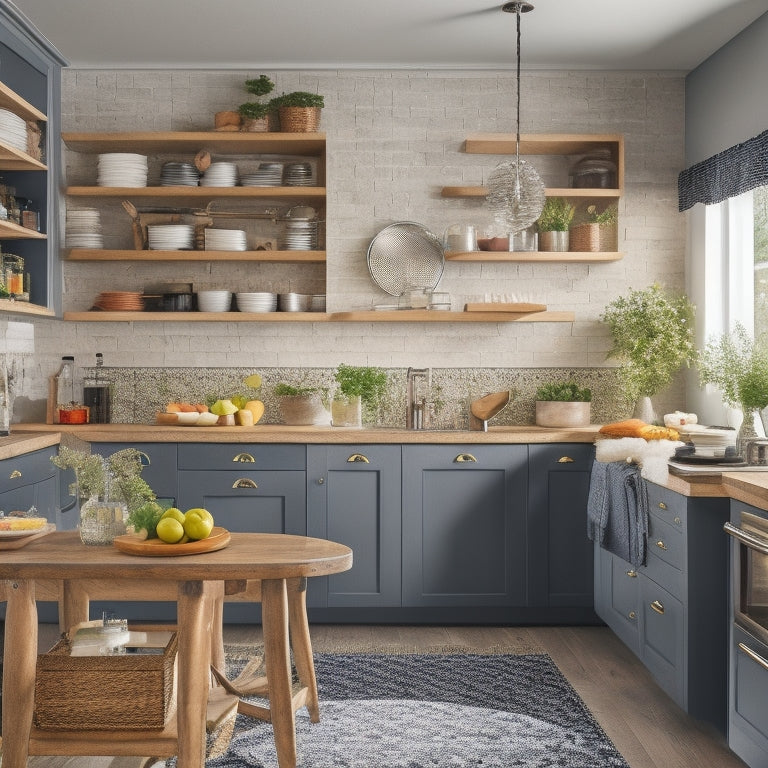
[0,81,47,122]
[65,186,326,200]
[445,250,623,263]
[64,249,325,263]
[441,186,620,199]
[0,220,46,240]
[0,299,54,317]
[0,139,46,171]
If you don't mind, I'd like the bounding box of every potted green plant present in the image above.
[536,197,575,252]
[600,284,696,422]
[273,382,330,425]
[570,203,618,252]
[697,323,768,447]
[331,363,388,428]
[534,381,592,427]
[238,75,276,131]
[271,91,325,132]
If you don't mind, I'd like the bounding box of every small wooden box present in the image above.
[34,632,177,731]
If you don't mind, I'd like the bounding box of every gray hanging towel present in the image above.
[587,460,648,567]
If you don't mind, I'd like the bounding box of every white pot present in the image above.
[535,401,591,428]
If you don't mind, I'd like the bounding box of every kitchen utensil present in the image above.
[366,221,444,296]
[469,391,511,431]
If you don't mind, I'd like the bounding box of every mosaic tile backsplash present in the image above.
[85,366,637,428]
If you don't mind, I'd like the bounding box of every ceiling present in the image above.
[8,0,768,72]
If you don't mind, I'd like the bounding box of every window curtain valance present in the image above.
[678,128,768,212]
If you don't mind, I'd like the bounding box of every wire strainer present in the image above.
[366,222,445,296]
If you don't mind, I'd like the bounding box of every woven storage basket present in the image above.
[278,106,321,132]
[569,222,600,252]
[34,633,177,731]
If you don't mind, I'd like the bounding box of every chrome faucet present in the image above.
[406,367,431,429]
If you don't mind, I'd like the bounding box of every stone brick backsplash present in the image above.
[92,365,644,428]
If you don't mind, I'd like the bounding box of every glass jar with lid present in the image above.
[569,147,617,189]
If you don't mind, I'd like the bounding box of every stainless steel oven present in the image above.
[725,511,768,646]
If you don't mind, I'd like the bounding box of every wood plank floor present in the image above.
[35,622,747,768]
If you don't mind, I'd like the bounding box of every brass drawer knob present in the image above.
[9,469,21,479]
[655,540,667,551]
[232,478,258,489]
[628,611,636,620]
[454,453,477,463]
[658,501,667,510]
[232,453,255,463]
[626,569,638,578]
[347,453,370,463]
[557,456,574,463]
[651,600,665,615]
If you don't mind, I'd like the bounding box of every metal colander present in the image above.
[366,222,444,296]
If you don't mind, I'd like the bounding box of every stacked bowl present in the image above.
[204,228,247,252]
[147,224,194,250]
[196,290,232,312]
[236,292,278,313]
[278,293,311,312]
[97,153,148,187]
[200,162,238,187]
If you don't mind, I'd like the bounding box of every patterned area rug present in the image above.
[170,650,630,768]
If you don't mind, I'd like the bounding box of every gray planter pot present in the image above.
[535,400,591,428]
[539,230,569,252]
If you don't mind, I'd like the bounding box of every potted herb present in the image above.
[273,382,330,425]
[697,323,768,447]
[600,284,696,422]
[238,75,275,132]
[536,197,575,252]
[271,91,325,132]
[534,381,592,427]
[570,203,618,252]
[332,363,388,428]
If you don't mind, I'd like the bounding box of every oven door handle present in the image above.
[724,522,768,554]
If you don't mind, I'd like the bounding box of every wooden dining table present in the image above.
[0,530,352,768]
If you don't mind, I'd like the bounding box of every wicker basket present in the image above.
[34,633,177,731]
[278,106,321,132]
[569,222,600,252]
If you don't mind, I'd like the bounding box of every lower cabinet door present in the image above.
[401,445,527,608]
[594,545,640,653]
[730,624,768,766]
[640,575,685,706]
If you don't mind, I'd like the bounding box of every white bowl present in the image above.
[197,290,232,312]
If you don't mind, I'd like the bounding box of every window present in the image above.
[754,186,768,337]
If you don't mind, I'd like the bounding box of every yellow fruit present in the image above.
[236,408,254,426]
[231,394,248,410]
[161,507,186,525]
[243,373,262,389]
[244,400,265,424]
[156,517,185,544]
[184,508,214,540]
[186,507,214,524]
[210,399,238,416]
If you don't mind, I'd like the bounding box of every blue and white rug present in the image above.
[200,651,630,768]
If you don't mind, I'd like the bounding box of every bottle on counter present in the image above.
[83,352,111,424]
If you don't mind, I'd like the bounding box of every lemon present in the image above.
[210,399,238,416]
[161,507,186,525]
[156,517,185,544]
[243,373,262,389]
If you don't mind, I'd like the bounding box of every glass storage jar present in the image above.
[569,148,617,189]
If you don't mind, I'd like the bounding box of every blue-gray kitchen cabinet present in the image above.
[528,443,596,619]
[401,444,528,611]
[594,480,729,731]
[307,445,401,611]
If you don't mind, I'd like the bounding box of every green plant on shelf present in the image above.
[536,197,575,232]
[535,381,592,402]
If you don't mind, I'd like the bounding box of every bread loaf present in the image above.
[599,419,679,441]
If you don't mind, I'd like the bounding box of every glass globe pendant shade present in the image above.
[487,158,546,233]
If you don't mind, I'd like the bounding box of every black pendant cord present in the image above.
[515,5,522,171]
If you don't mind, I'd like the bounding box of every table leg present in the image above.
[262,578,296,768]
[175,580,215,768]
[61,579,90,632]
[288,577,319,723]
[2,579,37,768]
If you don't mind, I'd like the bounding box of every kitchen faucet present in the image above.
[406,367,431,429]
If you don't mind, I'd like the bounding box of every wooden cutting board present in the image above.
[0,523,56,550]
[113,526,231,557]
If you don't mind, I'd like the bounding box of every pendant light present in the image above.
[486,1,545,235]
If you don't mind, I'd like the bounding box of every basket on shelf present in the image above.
[278,106,321,133]
[34,632,178,731]
[569,222,601,252]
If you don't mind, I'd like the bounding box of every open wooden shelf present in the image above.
[63,309,574,323]
[64,249,325,263]
[0,220,46,239]
[0,81,46,123]
[65,186,325,200]
[0,139,46,171]
[445,250,622,263]
[441,186,620,199]
[0,299,54,317]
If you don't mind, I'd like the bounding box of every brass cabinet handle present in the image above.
[628,611,636,620]
[651,600,665,615]
[674,517,682,526]
[557,456,574,463]
[656,540,667,551]
[454,453,477,463]
[626,569,637,578]
[658,501,667,510]
[232,478,258,489]
[347,453,370,463]
[739,642,768,672]
[9,469,21,479]
[232,453,255,463]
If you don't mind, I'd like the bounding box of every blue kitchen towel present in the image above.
[587,460,648,567]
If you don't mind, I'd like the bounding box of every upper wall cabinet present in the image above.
[441,133,624,263]
[0,5,65,317]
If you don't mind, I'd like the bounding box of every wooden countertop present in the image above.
[0,432,60,460]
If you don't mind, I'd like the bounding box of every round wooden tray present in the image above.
[113,526,231,556]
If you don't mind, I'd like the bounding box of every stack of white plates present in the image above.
[688,427,738,457]
[196,290,232,312]
[283,162,314,186]
[66,207,103,248]
[204,228,247,251]
[147,224,194,250]
[236,292,278,312]
[310,294,326,312]
[282,220,318,250]
[0,108,29,153]
[160,162,199,186]
[240,162,284,187]
[97,153,148,187]
[278,293,311,312]
[200,162,238,187]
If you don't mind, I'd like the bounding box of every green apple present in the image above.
[156,517,185,544]
[161,507,186,525]
[210,399,239,416]
[184,508,214,540]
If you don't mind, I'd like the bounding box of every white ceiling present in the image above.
[8,0,768,72]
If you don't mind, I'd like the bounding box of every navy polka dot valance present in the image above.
[678,129,768,212]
